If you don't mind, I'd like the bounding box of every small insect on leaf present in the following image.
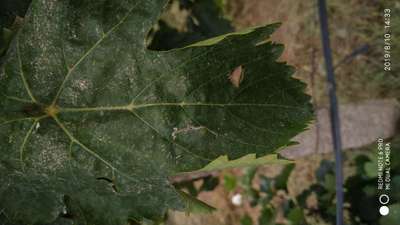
[228,65,244,88]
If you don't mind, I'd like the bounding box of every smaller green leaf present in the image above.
[247,188,260,207]
[223,174,237,192]
[353,154,372,176]
[258,207,275,225]
[213,0,227,8]
[199,154,291,172]
[240,214,253,225]
[364,162,378,178]
[287,207,305,225]
[326,204,337,218]
[323,174,336,192]
[240,167,258,190]
[274,164,295,190]
[315,160,334,183]
[188,25,271,47]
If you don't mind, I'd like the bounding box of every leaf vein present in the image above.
[178,106,273,148]
[129,111,212,161]
[132,46,218,102]
[16,36,37,103]
[0,117,35,127]
[1,93,34,104]
[19,120,38,170]
[59,102,303,113]
[52,116,143,184]
[52,3,140,104]
[53,116,119,171]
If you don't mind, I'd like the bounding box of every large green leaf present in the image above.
[0,0,312,224]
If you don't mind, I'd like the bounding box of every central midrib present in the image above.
[57,102,302,113]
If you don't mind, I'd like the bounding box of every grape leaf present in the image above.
[0,0,312,224]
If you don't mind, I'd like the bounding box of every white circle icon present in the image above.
[379,206,389,216]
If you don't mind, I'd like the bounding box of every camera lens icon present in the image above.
[379,194,390,216]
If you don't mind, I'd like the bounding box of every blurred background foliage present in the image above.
[147,0,233,50]
[171,136,400,225]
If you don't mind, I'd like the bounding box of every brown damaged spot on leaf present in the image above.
[228,65,244,88]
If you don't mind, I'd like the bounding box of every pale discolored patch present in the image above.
[228,65,244,88]
[172,125,205,140]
